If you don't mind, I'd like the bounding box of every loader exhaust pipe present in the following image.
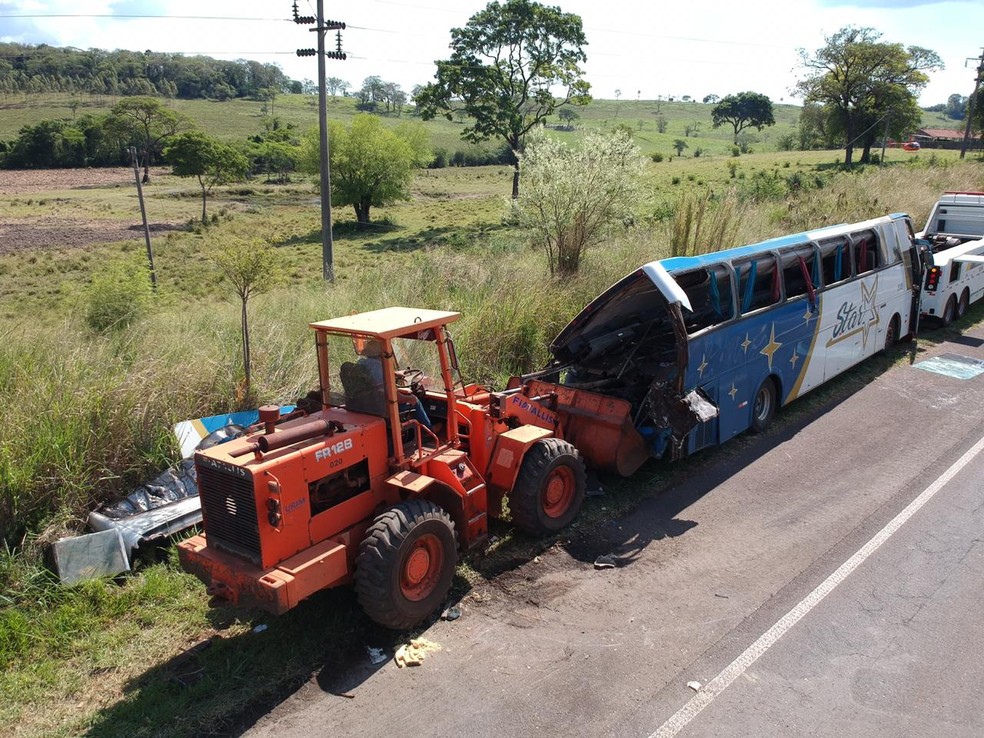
[228,417,337,457]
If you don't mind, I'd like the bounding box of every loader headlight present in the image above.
[267,497,282,528]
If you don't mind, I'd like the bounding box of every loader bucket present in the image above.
[524,380,650,477]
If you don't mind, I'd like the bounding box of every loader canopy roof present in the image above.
[311,307,460,340]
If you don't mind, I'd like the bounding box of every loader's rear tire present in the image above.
[355,499,457,630]
[509,439,586,536]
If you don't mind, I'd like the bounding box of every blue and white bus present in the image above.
[549,213,924,461]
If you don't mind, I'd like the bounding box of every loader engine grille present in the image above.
[197,462,261,566]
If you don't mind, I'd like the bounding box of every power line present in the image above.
[0,14,291,21]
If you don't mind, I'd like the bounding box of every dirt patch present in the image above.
[0,218,184,254]
[0,168,186,253]
[0,167,138,196]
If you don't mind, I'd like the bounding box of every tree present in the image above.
[4,119,86,168]
[558,107,579,130]
[796,26,942,166]
[209,237,280,401]
[672,139,688,156]
[324,77,349,97]
[107,96,190,181]
[711,92,775,144]
[970,87,984,148]
[797,103,832,150]
[702,94,719,104]
[164,131,248,222]
[414,0,591,199]
[944,93,967,120]
[517,128,644,276]
[301,114,430,225]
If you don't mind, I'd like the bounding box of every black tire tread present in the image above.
[750,376,777,434]
[957,289,969,319]
[941,295,957,326]
[509,438,586,536]
[355,499,457,630]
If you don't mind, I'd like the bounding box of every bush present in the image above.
[517,128,645,276]
[651,152,664,163]
[85,262,153,332]
[430,148,448,168]
[731,145,741,157]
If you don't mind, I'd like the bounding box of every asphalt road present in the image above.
[243,323,984,738]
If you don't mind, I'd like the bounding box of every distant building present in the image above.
[910,128,981,150]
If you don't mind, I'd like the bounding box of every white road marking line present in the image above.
[649,433,984,738]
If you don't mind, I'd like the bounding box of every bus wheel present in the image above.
[355,500,457,630]
[940,295,957,326]
[956,289,970,320]
[510,439,586,535]
[750,377,777,434]
[883,315,900,351]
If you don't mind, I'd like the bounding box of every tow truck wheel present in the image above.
[940,295,957,326]
[355,500,457,630]
[957,289,969,320]
[510,439,586,535]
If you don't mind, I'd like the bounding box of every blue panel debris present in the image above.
[913,353,984,380]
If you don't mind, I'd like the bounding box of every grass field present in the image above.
[1,90,968,165]
[1,128,983,736]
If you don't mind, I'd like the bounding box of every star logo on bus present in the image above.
[759,324,782,371]
[698,353,709,378]
[859,279,880,349]
[728,382,738,400]
[790,350,800,370]
[741,333,752,354]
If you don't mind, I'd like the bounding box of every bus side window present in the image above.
[853,230,880,274]
[819,236,852,287]
[677,265,735,334]
[735,255,780,314]
[781,245,817,300]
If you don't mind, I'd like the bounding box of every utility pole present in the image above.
[959,48,984,160]
[879,113,890,167]
[294,1,346,282]
[129,146,157,289]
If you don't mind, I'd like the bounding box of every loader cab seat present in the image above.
[339,361,386,416]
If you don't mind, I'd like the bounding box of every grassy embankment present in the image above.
[1,124,982,737]
[1,90,806,160]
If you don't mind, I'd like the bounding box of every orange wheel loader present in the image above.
[178,307,648,629]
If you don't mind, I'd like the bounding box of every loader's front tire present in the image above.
[509,438,586,536]
[355,500,457,630]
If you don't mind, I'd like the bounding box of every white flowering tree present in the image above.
[517,129,644,276]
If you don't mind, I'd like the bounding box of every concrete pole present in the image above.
[317,0,335,282]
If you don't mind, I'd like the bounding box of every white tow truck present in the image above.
[916,191,984,325]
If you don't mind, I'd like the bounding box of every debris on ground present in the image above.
[366,646,388,665]
[440,606,461,621]
[252,624,268,634]
[394,638,441,668]
[687,680,702,692]
[51,528,130,584]
[52,407,296,585]
[594,554,617,569]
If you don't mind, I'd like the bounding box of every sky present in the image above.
[1,0,982,108]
